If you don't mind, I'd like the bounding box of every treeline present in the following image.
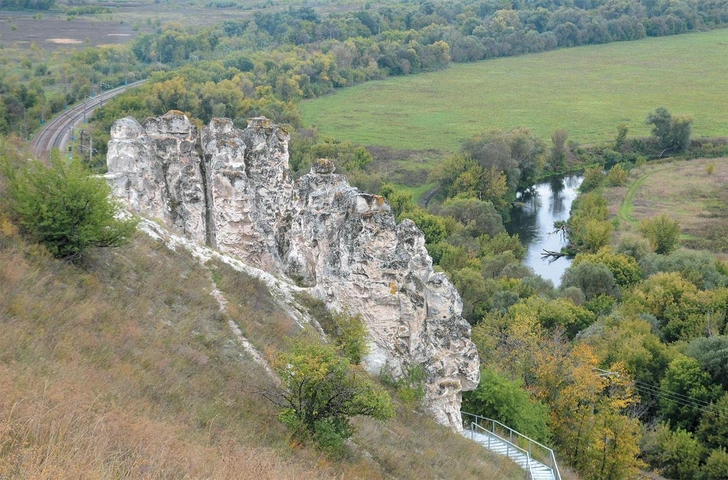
[12,0,728,162]
[121,0,728,121]
[0,0,54,10]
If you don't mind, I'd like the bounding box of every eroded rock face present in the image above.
[106,111,206,244]
[107,112,479,430]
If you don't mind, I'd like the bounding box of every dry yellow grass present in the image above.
[605,157,728,255]
[0,210,527,479]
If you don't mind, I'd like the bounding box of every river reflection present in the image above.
[506,174,583,287]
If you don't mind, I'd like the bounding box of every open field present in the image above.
[301,29,728,154]
[605,157,728,255]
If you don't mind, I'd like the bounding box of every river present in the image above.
[506,174,583,287]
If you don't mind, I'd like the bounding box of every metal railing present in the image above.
[469,420,534,479]
[462,412,561,480]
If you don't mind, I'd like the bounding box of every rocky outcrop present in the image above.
[106,112,479,430]
[106,112,206,245]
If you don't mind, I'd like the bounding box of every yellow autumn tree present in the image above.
[533,343,644,479]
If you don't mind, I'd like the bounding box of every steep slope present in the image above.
[105,111,479,429]
[0,211,521,478]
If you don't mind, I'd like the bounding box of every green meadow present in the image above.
[300,29,728,153]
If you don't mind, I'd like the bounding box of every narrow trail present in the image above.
[617,164,674,228]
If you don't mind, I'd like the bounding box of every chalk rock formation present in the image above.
[106,112,206,244]
[106,112,479,430]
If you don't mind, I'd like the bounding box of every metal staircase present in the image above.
[462,412,561,480]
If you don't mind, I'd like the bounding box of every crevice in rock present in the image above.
[198,143,216,249]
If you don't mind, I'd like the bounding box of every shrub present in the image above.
[1,154,137,260]
[380,362,426,407]
[639,214,680,255]
[296,295,369,365]
[579,166,604,193]
[606,163,628,186]
[616,233,651,262]
[266,338,394,455]
[573,247,642,288]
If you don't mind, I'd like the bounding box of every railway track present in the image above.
[29,79,147,159]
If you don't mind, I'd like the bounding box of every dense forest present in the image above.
[3,0,728,478]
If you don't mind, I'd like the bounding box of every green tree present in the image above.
[640,250,728,290]
[582,218,613,253]
[659,355,721,431]
[579,166,604,193]
[702,448,728,480]
[614,123,628,150]
[685,336,728,390]
[646,106,693,153]
[400,208,447,245]
[462,366,551,442]
[626,271,705,342]
[450,267,491,324]
[697,393,728,451]
[379,184,416,218]
[606,163,628,186]
[573,247,642,288]
[646,106,672,147]
[561,261,619,301]
[549,129,569,172]
[642,423,702,480]
[639,214,680,255]
[1,154,137,260]
[266,338,394,453]
[439,197,504,238]
[579,313,674,389]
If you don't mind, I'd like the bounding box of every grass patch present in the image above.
[301,29,728,153]
[606,157,728,255]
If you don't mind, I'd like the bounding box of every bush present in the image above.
[573,247,642,288]
[606,163,628,186]
[616,233,651,262]
[639,214,681,255]
[380,362,426,407]
[1,154,137,260]
[266,338,394,454]
[579,166,604,193]
[297,295,369,365]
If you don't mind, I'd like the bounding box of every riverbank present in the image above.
[507,174,583,287]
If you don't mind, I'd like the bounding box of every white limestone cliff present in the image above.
[106,111,479,430]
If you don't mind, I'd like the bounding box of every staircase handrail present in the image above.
[470,421,534,480]
[462,412,561,480]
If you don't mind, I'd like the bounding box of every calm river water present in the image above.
[506,174,583,287]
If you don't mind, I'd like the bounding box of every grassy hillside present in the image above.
[0,212,524,478]
[301,29,728,153]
